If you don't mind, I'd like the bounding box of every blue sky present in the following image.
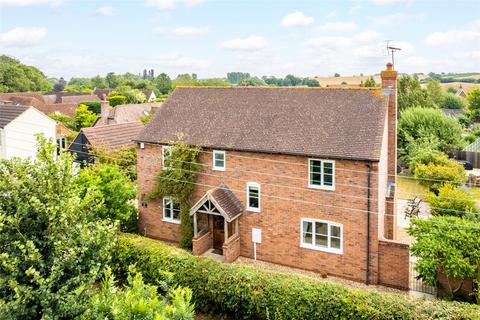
[0,0,479,79]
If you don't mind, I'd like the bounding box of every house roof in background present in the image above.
[95,102,161,127]
[81,122,144,151]
[0,93,45,109]
[61,94,100,104]
[138,87,389,161]
[38,103,78,118]
[0,104,29,128]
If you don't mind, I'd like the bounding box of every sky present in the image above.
[0,0,479,80]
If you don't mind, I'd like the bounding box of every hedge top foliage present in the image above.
[115,234,480,320]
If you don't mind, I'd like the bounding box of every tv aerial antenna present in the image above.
[385,40,401,69]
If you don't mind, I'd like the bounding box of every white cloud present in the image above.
[94,6,114,16]
[0,27,48,47]
[425,20,480,47]
[317,21,357,33]
[152,53,210,69]
[221,35,266,51]
[155,26,210,37]
[281,11,314,27]
[145,0,206,9]
[0,0,61,6]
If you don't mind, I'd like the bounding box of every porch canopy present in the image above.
[189,185,244,238]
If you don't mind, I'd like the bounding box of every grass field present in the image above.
[314,75,381,86]
[397,176,428,200]
[439,82,480,93]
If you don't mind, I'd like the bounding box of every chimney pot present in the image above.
[386,62,393,71]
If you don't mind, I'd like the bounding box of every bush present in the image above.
[108,95,127,107]
[414,160,465,193]
[398,107,464,159]
[427,183,477,218]
[405,137,448,172]
[80,100,101,114]
[441,93,467,109]
[75,104,98,129]
[48,112,77,131]
[113,234,480,319]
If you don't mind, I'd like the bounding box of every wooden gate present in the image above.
[409,255,436,296]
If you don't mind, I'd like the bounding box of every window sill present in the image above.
[246,208,261,213]
[300,243,343,255]
[308,184,335,191]
[162,218,181,225]
[212,167,226,171]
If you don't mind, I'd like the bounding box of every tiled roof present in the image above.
[38,103,78,118]
[0,93,45,109]
[138,87,389,161]
[95,102,161,127]
[82,122,144,150]
[0,104,29,128]
[210,186,244,220]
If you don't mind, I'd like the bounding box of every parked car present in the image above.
[455,160,473,170]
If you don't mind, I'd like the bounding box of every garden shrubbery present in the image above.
[114,233,480,320]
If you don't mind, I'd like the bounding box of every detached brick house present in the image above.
[135,64,409,289]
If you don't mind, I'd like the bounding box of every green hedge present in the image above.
[115,234,480,320]
[79,100,101,114]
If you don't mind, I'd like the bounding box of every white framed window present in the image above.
[308,159,335,190]
[246,182,260,212]
[162,145,173,169]
[162,197,180,224]
[212,150,226,171]
[300,218,342,254]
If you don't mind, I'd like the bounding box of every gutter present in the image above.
[365,162,372,285]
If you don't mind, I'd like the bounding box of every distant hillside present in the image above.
[313,75,381,87]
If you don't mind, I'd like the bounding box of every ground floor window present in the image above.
[300,218,342,254]
[163,197,180,224]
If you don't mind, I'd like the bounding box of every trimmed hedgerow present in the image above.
[114,234,480,320]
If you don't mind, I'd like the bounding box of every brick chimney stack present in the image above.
[381,62,398,240]
[100,99,110,126]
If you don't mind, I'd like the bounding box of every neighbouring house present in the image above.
[0,92,79,118]
[68,122,144,164]
[441,108,465,118]
[94,102,161,127]
[143,90,157,102]
[43,92,101,104]
[455,85,467,98]
[0,103,56,159]
[135,63,410,290]
[93,88,114,100]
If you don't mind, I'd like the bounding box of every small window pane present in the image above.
[215,159,224,167]
[315,222,328,235]
[163,198,172,219]
[323,174,333,186]
[303,232,313,245]
[310,160,322,185]
[331,225,341,238]
[331,237,341,249]
[172,203,181,220]
[303,221,312,233]
[315,235,328,247]
[248,186,259,208]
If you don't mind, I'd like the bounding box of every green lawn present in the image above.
[397,175,428,200]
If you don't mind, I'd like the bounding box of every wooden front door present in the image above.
[213,215,225,253]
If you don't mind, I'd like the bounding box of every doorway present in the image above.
[212,215,225,254]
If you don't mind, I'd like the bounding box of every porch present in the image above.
[189,185,244,263]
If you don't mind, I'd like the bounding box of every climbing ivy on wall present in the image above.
[152,139,201,249]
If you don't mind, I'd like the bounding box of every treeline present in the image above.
[0,55,53,92]
[227,71,321,87]
[425,72,480,83]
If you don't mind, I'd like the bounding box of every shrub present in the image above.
[113,234,480,319]
[414,160,465,193]
[108,95,127,107]
[48,112,77,131]
[84,267,194,320]
[427,183,477,218]
[405,137,448,172]
[80,100,101,114]
[398,107,464,159]
[441,93,467,109]
[75,104,97,129]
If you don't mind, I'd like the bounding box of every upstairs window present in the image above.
[308,159,335,190]
[163,197,180,223]
[246,182,260,212]
[162,145,173,169]
[213,150,226,171]
[301,218,342,254]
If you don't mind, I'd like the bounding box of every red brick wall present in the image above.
[223,235,241,263]
[378,239,409,290]
[137,143,386,284]
[192,230,212,256]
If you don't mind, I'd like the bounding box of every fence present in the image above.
[409,255,436,296]
[455,151,480,168]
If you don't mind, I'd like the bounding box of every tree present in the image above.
[427,183,477,218]
[302,78,320,87]
[75,104,98,129]
[76,163,137,232]
[398,75,435,111]
[54,77,66,92]
[408,216,480,302]
[468,88,480,121]
[154,73,172,94]
[227,72,251,84]
[426,79,444,106]
[108,85,146,104]
[283,74,302,86]
[0,55,52,92]
[447,87,458,94]
[398,107,464,159]
[48,113,77,131]
[334,73,340,77]
[107,95,127,107]
[414,160,465,193]
[441,93,467,109]
[0,137,116,318]
[363,77,377,88]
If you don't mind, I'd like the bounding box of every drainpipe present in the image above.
[366,162,372,285]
